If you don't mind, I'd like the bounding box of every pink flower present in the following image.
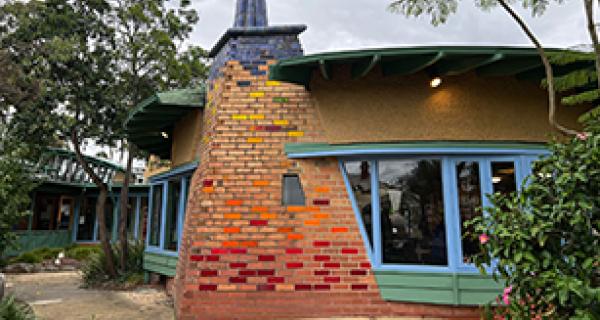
[479,234,490,245]
[502,286,513,305]
[577,132,589,141]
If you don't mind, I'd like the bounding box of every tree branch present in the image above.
[498,0,578,136]
[585,0,600,90]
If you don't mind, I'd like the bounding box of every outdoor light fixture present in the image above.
[161,132,169,139]
[492,177,502,184]
[430,77,442,88]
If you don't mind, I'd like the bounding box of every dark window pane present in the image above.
[33,196,59,230]
[139,197,149,240]
[57,198,74,230]
[127,197,137,239]
[77,197,96,241]
[456,161,483,263]
[282,175,305,206]
[104,199,114,238]
[344,161,373,248]
[149,185,163,247]
[491,162,517,195]
[379,159,447,266]
[165,180,181,251]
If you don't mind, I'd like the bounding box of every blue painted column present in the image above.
[371,160,383,268]
[134,196,141,240]
[71,195,82,242]
[177,177,188,252]
[159,181,169,250]
[146,186,154,248]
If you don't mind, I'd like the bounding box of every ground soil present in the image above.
[4,272,174,320]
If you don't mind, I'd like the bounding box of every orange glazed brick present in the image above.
[315,187,331,193]
[247,137,264,143]
[222,241,239,247]
[332,227,349,233]
[304,220,320,226]
[202,187,215,193]
[224,227,241,233]
[260,213,277,219]
[288,234,304,240]
[226,200,243,206]
[252,206,269,212]
[253,180,270,186]
[224,213,242,219]
[287,206,306,212]
[241,241,258,247]
[313,213,330,219]
[277,227,293,233]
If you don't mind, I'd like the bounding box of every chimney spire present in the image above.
[234,0,268,28]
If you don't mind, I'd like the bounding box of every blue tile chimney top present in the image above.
[234,0,268,28]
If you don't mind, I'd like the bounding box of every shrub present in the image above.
[65,246,102,262]
[81,240,145,288]
[0,296,35,320]
[467,118,600,319]
[9,252,42,265]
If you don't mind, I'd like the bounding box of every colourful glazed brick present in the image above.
[350,269,368,276]
[314,255,330,262]
[265,125,282,132]
[250,220,268,226]
[315,186,330,193]
[239,270,257,276]
[206,255,220,262]
[229,277,247,284]
[258,255,275,262]
[260,213,277,219]
[285,248,303,254]
[324,277,341,283]
[249,92,265,98]
[257,284,276,291]
[295,284,311,291]
[273,97,289,103]
[203,180,214,187]
[211,248,228,255]
[314,284,331,291]
[287,131,304,137]
[241,241,258,247]
[237,80,252,87]
[314,270,330,276]
[352,284,369,290]
[222,241,239,247]
[332,227,349,233]
[287,234,304,240]
[313,241,331,247]
[313,199,330,206]
[324,262,341,268]
[286,262,303,269]
[257,269,275,276]
[342,248,359,254]
[265,80,281,86]
[229,248,247,254]
[201,270,218,277]
[247,137,264,143]
[198,285,218,291]
[249,114,265,120]
[286,206,306,212]
[232,114,248,120]
[202,187,215,193]
[252,206,269,212]
[252,180,270,186]
[304,219,320,226]
[277,227,293,233]
[190,255,204,262]
[226,200,243,206]
[361,262,371,268]
[224,227,241,233]
[224,213,242,219]
[267,277,284,284]
[313,213,330,219]
[273,119,289,125]
[230,262,248,269]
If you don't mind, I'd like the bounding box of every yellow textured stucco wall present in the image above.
[171,109,203,167]
[311,69,588,144]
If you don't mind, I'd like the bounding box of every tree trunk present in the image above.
[118,146,134,272]
[498,0,578,136]
[585,0,600,90]
[70,129,117,278]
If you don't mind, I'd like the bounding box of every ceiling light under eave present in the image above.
[430,77,442,88]
[161,132,169,139]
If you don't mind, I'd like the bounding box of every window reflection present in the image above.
[77,197,96,241]
[456,162,482,263]
[149,185,163,247]
[491,162,517,195]
[165,181,181,251]
[344,161,373,248]
[379,159,447,266]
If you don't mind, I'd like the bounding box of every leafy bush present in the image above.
[9,252,42,265]
[0,296,35,320]
[468,118,600,319]
[65,246,102,262]
[81,241,145,289]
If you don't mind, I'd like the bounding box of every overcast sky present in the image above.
[188,0,591,54]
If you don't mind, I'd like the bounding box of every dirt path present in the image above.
[5,272,174,320]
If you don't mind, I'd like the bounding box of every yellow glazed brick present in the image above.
[224,213,242,220]
[247,137,264,143]
[249,92,265,98]
[232,114,248,120]
[273,120,289,126]
[265,81,281,86]
[249,114,265,120]
[260,213,277,220]
[288,131,305,137]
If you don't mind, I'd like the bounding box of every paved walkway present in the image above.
[5,272,174,320]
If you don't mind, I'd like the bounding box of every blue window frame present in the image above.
[145,162,196,256]
[340,149,545,274]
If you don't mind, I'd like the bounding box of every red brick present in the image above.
[200,270,218,277]
[257,269,275,276]
[360,262,371,268]
[190,255,204,262]
[250,220,268,226]
[286,262,303,269]
[314,270,330,276]
[229,277,247,284]
[324,262,341,268]
[267,277,284,284]
[229,248,247,254]
[198,285,217,291]
[286,248,303,254]
[341,248,359,254]
[203,180,214,187]
[257,284,276,291]
[211,248,228,255]
[324,277,341,283]
[230,262,247,269]
[258,255,275,262]
[313,241,330,247]
[314,255,330,262]
[350,269,367,276]
[352,284,369,290]
[313,199,330,206]
[294,284,311,291]
[206,255,220,262]
[239,270,257,276]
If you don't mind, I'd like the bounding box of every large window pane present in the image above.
[149,185,163,247]
[77,197,96,241]
[379,159,447,266]
[344,161,373,248]
[139,197,148,240]
[165,181,181,251]
[57,197,74,230]
[126,197,137,239]
[491,162,517,194]
[456,161,483,263]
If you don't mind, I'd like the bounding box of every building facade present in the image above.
[126,1,590,318]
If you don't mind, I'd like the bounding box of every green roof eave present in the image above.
[285,141,549,158]
[125,88,206,158]
[46,148,125,172]
[269,46,586,88]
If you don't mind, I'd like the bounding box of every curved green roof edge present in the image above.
[47,147,125,172]
[269,45,588,87]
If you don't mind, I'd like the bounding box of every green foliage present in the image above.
[0,296,35,320]
[8,252,42,265]
[81,241,145,288]
[65,246,102,262]
[466,117,600,319]
[389,0,566,26]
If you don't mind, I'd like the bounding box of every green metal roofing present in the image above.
[269,46,581,88]
[125,88,205,158]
